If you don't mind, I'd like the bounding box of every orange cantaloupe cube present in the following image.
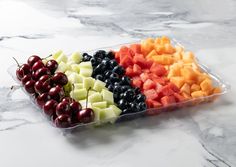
[191,84,201,92]
[164,43,176,54]
[200,79,213,92]
[191,91,207,98]
[141,38,154,56]
[154,44,165,54]
[182,52,195,63]
[173,52,182,60]
[175,45,184,52]
[181,92,191,100]
[181,67,198,81]
[152,54,174,65]
[213,87,221,94]
[170,77,185,88]
[146,49,157,59]
[180,83,191,95]
[160,36,170,45]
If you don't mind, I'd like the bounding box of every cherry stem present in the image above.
[86,87,91,109]
[12,57,20,67]
[43,54,52,60]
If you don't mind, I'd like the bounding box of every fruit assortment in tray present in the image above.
[9,36,229,129]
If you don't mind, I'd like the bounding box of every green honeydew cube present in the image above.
[83,77,95,90]
[79,61,92,69]
[88,90,96,96]
[100,108,117,123]
[70,88,87,100]
[56,62,69,73]
[101,89,114,104]
[68,73,83,83]
[52,50,63,59]
[69,52,82,63]
[93,80,106,92]
[71,64,80,73]
[80,68,93,77]
[109,105,122,116]
[88,92,102,103]
[74,83,83,89]
[92,101,107,109]
[56,53,68,63]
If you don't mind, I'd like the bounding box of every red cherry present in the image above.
[21,74,32,85]
[56,101,71,116]
[13,57,31,81]
[61,97,75,103]
[36,93,51,108]
[33,67,51,80]
[28,55,41,67]
[77,108,94,124]
[70,101,82,113]
[43,99,58,116]
[34,80,51,94]
[46,60,58,73]
[48,85,65,101]
[32,60,44,72]
[54,114,71,128]
[24,80,36,94]
[51,72,68,86]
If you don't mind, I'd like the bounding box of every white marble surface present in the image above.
[0,0,236,166]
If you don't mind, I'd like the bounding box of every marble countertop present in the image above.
[0,0,236,166]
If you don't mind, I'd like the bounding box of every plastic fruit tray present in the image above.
[7,40,230,132]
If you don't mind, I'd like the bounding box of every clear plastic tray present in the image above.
[7,42,230,132]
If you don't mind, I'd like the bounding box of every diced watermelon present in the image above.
[133,64,142,75]
[131,77,143,88]
[133,53,146,67]
[167,83,180,92]
[120,55,133,68]
[159,85,175,97]
[144,89,158,100]
[130,44,141,54]
[173,93,185,102]
[153,77,167,85]
[160,95,176,106]
[143,79,156,90]
[125,66,134,76]
[146,99,162,108]
[140,73,150,82]
[150,63,167,76]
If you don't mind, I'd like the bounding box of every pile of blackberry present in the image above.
[81,50,147,114]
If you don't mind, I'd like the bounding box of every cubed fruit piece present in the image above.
[68,72,83,83]
[100,108,117,123]
[159,85,175,96]
[167,83,180,92]
[164,43,175,54]
[182,52,194,63]
[133,53,146,67]
[125,66,134,76]
[70,88,87,100]
[109,105,122,116]
[141,38,154,56]
[170,77,185,88]
[88,92,102,103]
[160,36,171,45]
[102,89,114,104]
[146,99,162,108]
[173,93,185,102]
[181,67,197,81]
[200,79,213,92]
[133,64,142,75]
[146,49,157,59]
[52,50,63,59]
[140,73,149,82]
[88,90,96,96]
[144,89,158,100]
[92,101,107,109]
[181,92,191,100]
[180,83,191,95]
[93,80,106,92]
[191,84,201,92]
[74,83,83,89]
[191,91,207,98]
[63,82,72,96]
[130,44,141,54]
[78,61,92,69]
[79,99,92,108]
[160,95,176,106]
[71,64,80,73]
[152,54,174,65]
[213,87,221,94]
[143,79,156,90]
[83,77,95,90]
[69,52,82,63]
[150,63,167,76]
[56,62,69,73]
[131,77,143,88]
[56,53,68,63]
[120,54,133,68]
[65,70,73,76]
[92,107,102,122]
[80,68,93,77]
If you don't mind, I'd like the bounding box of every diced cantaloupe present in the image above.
[152,54,174,65]
[180,83,191,95]
[191,91,207,98]
[170,77,185,89]
[164,43,175,54]
[213,87,221,94]
[191,84,201,92]
[200,79,213,92]
[181,67,197,81]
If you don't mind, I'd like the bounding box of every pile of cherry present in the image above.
[14,56,94,128]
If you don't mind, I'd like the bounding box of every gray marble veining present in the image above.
[0,0,236,166]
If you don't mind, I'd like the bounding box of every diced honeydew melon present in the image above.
[101,89,114,104]
[92,101,107,109]
[74,83,83,89]
[101,108,117,123]
[71,64,80,73]
[70,88,87,100]
[83,77,95,90]
[92,107,102,122]
[56,62,70,73]
[65,70,73,76]
[68,73,83,83]
[79,99,92,108]
[56,53,68,63]
[88,92,102,103]
[93,80,106,92]
[52,50,63,59]
[109,105,122,116]
[80,68,93,77]
[63,82,72,96]
[88,90,96,96]
[78,61,92,69]
[69,52,82,63]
